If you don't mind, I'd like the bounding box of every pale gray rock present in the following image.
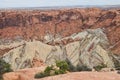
[1,28,115,70]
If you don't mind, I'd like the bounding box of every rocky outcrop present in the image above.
[46,28,114,68]
[1,29,114,70]
[2,41,54,70]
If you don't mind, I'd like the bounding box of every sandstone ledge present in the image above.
[3,68,120,80]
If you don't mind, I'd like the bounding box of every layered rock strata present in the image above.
[0,8,120,54]
[1,29,114,70]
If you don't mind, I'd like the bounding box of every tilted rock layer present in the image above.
[1,29,114,70]
[0,8,120,54]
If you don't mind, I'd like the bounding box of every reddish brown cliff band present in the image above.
[0,8,120,54]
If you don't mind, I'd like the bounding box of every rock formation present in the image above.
[0,7,120,73]
[1,28,114,70]
[0,8,120,55]
[0,7,120,80]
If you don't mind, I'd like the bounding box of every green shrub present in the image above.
[58,69,66,74]
[54,69,60,75]
[54,69,65,75]
[65,59,76,72]
[34,72,47,78]
[112,55,120,70]
[115,65,120,70]
[94,63,107,71]
[76,65,92,71]
[0,58,13,80]
[114,62,120,70]
[34,60,69,79]
[110,54,120,70]
[56,60,69,71]
[44,66,53,75]
[66,59,92,72]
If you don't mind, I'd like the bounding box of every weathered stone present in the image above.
[65,28,114,68]
[1,28,115,70]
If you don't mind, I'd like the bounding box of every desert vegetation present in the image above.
[0,58,13,80]
[35,60,69,78]
[112,54,120,70]
[93,63,107,71]
[35,60,93,79]
[35,59,119,79]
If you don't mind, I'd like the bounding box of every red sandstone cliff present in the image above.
[0,8,120,54]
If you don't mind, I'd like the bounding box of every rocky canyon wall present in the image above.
[0,8,120,71]
[0,8,120,54]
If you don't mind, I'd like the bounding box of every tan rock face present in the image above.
[2,41,54,70]
[1,29,114,70]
